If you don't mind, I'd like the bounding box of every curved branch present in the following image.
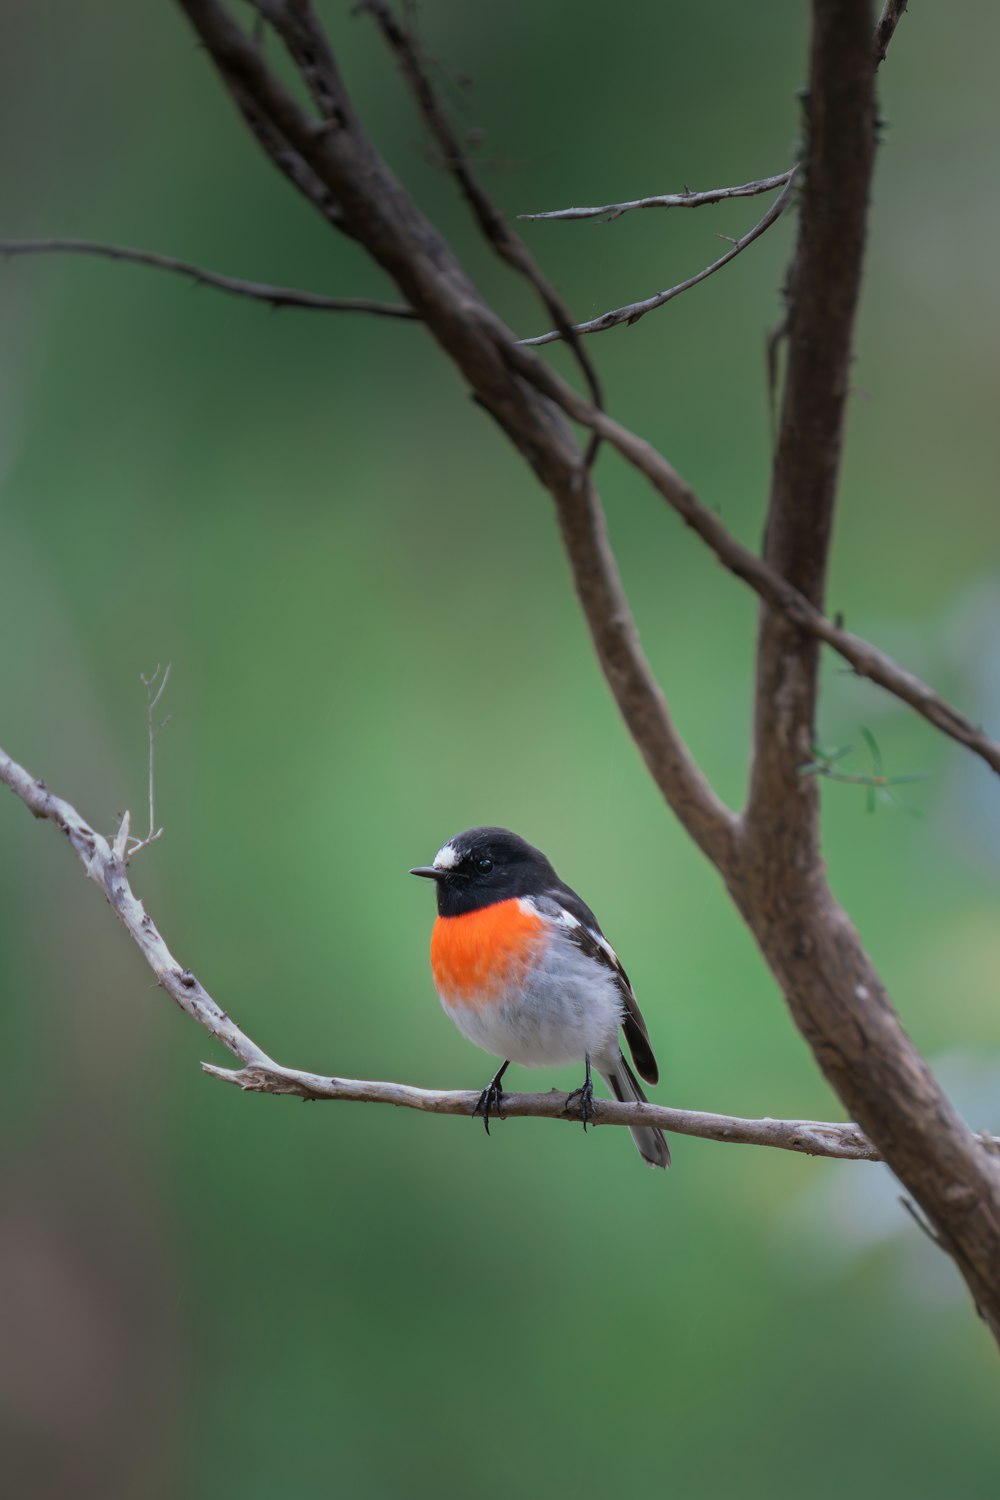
[550,471,738,868]
[0,238,415,318]
[520,170,794,224]
[492,342,1000,778]
[0,740,909,1163]
[520,176,796,346]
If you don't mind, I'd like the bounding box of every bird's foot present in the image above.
[474,1062,509,1136]
[566,1057,594,1132]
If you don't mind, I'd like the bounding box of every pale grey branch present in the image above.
[202,1061,895,1160]
[520,175,796,346]
[0,739,944,1164]
[519,170,794,224]
[0,238,416,319]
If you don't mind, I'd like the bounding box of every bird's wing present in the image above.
[534,891,660,1086]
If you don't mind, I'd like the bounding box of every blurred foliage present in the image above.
[1,2,999,1496]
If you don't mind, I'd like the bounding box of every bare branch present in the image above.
[491,343,1000,779]
[0,744,271,1068]
[745,0,877,860]
[520,170,794,224]
[874,0,908,67]
[0,237,415,318]
[520,175,796,346]
[0,739,914,1163]
[360,0,604,427]
[517,0,906,342]
[205,1061,900,1161]
[550,470,739,868]
[246,0,354,125]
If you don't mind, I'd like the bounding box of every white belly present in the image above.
[439,929,623,1070]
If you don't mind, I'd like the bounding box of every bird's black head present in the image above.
[410,827,557,916]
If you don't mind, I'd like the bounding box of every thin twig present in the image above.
[874,0,908,67]
[519,170,794,224]
[520,175,796,346]
[518,0,907,338]
[128,665,171,861]
[0,238,416,319]
[4,739,977,1165]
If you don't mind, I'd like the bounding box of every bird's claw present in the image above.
[566,1073,595,1132]
[474,1077,505,1136]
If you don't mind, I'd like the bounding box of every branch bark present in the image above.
[746,0,877,859]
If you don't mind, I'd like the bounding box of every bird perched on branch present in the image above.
[411,827,670,1168]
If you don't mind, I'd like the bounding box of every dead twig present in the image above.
[126,665,171,861]
[0,238,415,319]
[519,170,794,224]
[520,175,796,346]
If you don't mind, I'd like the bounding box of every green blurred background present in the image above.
[2,2,998,1495]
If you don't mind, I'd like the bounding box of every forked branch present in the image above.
[520,176,797,346]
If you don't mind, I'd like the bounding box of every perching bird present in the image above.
[411,827,670,1168]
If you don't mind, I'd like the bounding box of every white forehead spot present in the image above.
[433,842,460,870]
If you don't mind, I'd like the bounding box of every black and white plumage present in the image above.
[411,827,670,1169]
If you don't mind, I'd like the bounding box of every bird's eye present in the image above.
[476,857,493,873]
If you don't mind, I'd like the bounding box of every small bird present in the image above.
[411,827,670,1168]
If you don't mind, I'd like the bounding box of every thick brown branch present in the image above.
[521,176,796,346]
[520,171,794,224]
[746,1,876,860]
[0,237,415,318]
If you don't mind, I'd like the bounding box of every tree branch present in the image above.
[550,471,739,868]
[0,739,918,1163]
[874,0,908,66]
[360,0,604,421]
[0,237,415,318]
[745,0,876,860]
[490,342,1000,779]
[520,175,797,347]
[517,0,905,345]
[519,171,795,224]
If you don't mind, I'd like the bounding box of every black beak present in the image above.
[410,865,447,881]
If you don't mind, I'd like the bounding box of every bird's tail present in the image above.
[599,1053,671,1169]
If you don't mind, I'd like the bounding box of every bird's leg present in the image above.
[474,1060,510,1136]
[566,1053,594,1132]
